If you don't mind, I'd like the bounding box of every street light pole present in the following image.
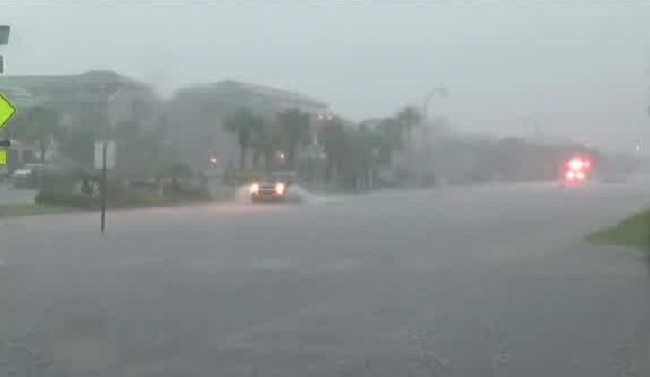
[100,140,107,233]
[420,86,448,186]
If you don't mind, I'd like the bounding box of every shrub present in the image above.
[36,182,214,210]
[163,184,211,202]
[36,190,95,208]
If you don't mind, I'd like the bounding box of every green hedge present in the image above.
[162,184,211,203]
[36,185,213,209]
[36,190,95,208]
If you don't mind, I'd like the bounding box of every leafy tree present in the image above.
[223,108,264,170]
[9,106,61,163]
[58,106,109,167]
[58,128,96,168]
[276,109,312,169]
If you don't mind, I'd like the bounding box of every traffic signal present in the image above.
[0,139,10,147]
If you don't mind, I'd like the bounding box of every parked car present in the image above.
[12,163,46,188]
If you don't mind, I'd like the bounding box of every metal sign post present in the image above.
[97,88,126,233]
[94,140,115,234]
[100,141,107,233]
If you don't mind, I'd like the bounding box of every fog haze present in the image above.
[2,1,649,151]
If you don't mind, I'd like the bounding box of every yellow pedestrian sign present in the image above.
[0,92,17,129]
[0,150,6,166]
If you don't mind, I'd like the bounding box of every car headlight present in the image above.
[250,182,260,194]
[275,182,285,195]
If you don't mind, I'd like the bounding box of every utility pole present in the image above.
[421,86,449,187]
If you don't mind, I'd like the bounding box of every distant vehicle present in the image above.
[12,163,46,188]
[249,171,296,203]
[562,156,592,187]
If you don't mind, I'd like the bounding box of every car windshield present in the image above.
[2,2,650,376]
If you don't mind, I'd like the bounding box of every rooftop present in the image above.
[177,80,327,108]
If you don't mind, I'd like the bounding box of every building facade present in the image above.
[0,70,159,168]
[162,80,329,170]
[0,70,157,129]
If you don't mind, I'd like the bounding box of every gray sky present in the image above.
[2,1,650,151]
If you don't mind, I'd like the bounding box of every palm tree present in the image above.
[318,116,346,183]
[223,108,263,170]
[396,106,422,155]
[375,118,403,164]
[276,109,312,169]
[250,118,282,171]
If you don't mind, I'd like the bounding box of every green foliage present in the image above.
[162,184,211,203]
[0,203,74,217]
[375,118,403,157]
[250,120,282,169]
[58,128,96,167]
[157,162,194,179]
[276,109,312,168]
[36,190,95,208]
[7,106,61,162]
[57,106,110,167]
[395,106,421,158]
[224,107,311,171]
[586,210,650,248]
[223,108,264,169]
[35,183,211,210]
[39,168,85,192]
[113,120,171,178]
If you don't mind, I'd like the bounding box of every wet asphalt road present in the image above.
[1,182,650,376]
